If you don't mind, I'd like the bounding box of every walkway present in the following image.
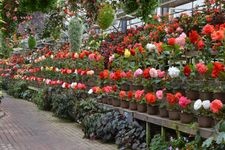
[0,94,117,150]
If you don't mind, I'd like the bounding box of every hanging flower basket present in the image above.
[97,4,115,30]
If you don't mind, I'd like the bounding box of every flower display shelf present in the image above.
[100,103,213,140]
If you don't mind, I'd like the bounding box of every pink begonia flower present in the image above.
[87,70,94,75]
[156,90,163,100]
[109,55,115,63]
[175,32,186,49]
[134,68,143,77]
[157,70,165,78]
[88,53,95,61]
[121,71,127,78]
[110,72,115,79]
[102,86,113,93]
[95,55,102,61]
[149,68,158,78]
[179,96,191,108]
[135,90,145,100]
[176,27,183,33]
[77,83,86,90]
[196,63,208,75]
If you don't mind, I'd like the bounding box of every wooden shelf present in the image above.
[101,103,213,138]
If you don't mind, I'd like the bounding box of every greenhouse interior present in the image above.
[0,0,225,149]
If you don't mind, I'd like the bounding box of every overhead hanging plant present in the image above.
[19,0,57,13]
[97,4,115,30]
[68,17,84,52]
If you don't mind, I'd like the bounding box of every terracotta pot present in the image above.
[120,100,129,109]
[129,101,137,110]
[137,103,147,113]
[147,105,159,115]
[159,108,168,118]
[213,92,225,103]
[199,92,213,101]
[198,116,213,128]
[180,112,194,124]
[186,90,199,100]
[168,110,180,120]
[120,83,130,91]
[112,98,120,107]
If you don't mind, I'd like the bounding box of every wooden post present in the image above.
[146,122,151,146]
[161,126,166,141]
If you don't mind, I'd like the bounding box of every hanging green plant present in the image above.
[19,0,57,13]
[122,0,139,14]
[97,4,115,30]
[28,35,36,49]
[68,17,84,52]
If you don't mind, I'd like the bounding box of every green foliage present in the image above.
[32,87,52,111]
[51,89,76,120]
[95,111,128,142]
[115,121,147,150]
[19,0,57,13]
[122,0,139,14]
[7,80,28,98]
[97,4,115,30]
[42,11,65,39]
[68,17,84,52]
[149,134,168,150]
[28,35,36,49]
[21,89,34,101]
[0,31,11,58]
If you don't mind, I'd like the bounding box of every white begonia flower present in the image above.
[62,82,66,88]
[71,82,77,89]
[41,55,46,60]
[74,69,78,74]
[194,99,202,110]
[168,66,180,78]
[74,53,79,59]
[146,43,156,52]
[50,55,54,59]
[45,79,51,85]
[202,100,211,110]
[41,66,44,71]
[55,68,60,72]
[88,89,93,94]
[87,70,94,75]
[149,68,158,78]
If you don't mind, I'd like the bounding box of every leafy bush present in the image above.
[32,87,52,111]
[76,98,104,123]
[28,35,36,49]
[51,88,76,120]
[96,111,128,143]
[149,134,169,150]
[7,80,28,98]
[21,89,35,101]
[115,121,147,150]
[68,17,84,52]
[82,113,102,139]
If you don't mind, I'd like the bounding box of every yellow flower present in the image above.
[124,49,131,58]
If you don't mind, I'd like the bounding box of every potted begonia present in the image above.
[157,90,169,117]
[210,99,223,124]
[135,90,147,112]
[119,90,129,109]
[193,99,222,128]
[166,92,182,120]
[127,91,137,110]
[178,96,193,124]
[145,92,158,115]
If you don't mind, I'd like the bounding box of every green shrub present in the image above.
[68,17,84,52]
[51,88,76,120]
[32,87,52,111]
[97,4,115,30]
[7,80,28,98]
[149,134,168,150]
[28,35,36,49]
